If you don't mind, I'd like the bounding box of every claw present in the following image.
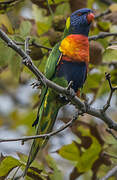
[67,88,76,99]
[67,81,73,90]
[30,81,42,89]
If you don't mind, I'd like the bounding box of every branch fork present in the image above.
[102,72,117,112]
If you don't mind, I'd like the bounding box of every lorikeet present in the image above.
[24,8,94,176]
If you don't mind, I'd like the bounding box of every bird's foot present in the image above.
[59,94,69,103]
[66,81,76,99]
[67,81,73,90]
[70,88,76,98]
[31,80,42,89]
[76,95,90,115]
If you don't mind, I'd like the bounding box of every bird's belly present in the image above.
[56,60,87,92]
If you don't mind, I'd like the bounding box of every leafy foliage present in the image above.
[0,153,63,180]
[0,0,117,180]
[0,155,21,179]
[57,122,110,179]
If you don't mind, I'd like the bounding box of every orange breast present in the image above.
[59,34,89,63]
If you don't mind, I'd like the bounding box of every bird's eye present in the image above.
[77,13,82,16]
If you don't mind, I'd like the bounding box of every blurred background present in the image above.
[0,0,117,179]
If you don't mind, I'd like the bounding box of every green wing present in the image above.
[23,42,62,176]
[44,42,61,79]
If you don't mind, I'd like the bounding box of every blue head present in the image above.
[65,8,94,36]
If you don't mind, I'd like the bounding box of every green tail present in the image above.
[23,85,64,176]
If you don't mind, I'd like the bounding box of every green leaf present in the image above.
[103,49,117,62]
[17,153,48,180]
[37,21,50,35]
[9,52,21,79]
[55,2,70,15]
[58,142,80,162]
[46,155,63,180]
[0,156,21,178]
[0,14,14,34]
[32,5,48,23]
[76,126,102,172]
[0,39,13,66]
[32,5,51,35]
[20,21,32,37]
[98,21,110,31]
[57,124,102,174]
[87,0,95,8]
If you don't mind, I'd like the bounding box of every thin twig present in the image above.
[14,40,52,51]
[0,0,21,5]
[102,73,117,112]
[31,40,52,51]
[0,113,78,143]
[100,166,117,180]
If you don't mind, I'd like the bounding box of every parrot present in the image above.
[24,8,94,176]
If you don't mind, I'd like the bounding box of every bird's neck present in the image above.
[59,34,89,63]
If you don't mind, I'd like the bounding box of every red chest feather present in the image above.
[59,34,89,63]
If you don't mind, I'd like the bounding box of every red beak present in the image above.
[87,12,95,24]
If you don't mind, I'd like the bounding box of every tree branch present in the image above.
[89,32,117,41]
[100,166,117,180]
[0,28,117,138]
